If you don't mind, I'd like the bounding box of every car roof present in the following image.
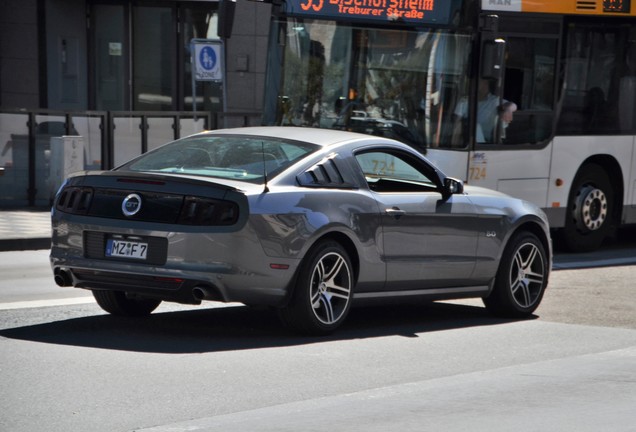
[195,126,398,148]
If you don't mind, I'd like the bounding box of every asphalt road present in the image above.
[1,242,635,432]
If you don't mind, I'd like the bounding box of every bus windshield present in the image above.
[263,19,472,151]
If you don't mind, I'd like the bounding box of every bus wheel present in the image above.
[561,164,614,252]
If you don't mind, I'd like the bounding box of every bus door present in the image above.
[467,14,560,208]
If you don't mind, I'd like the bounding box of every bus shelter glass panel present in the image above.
[147,118,177,152]
[113,117,143,166]
[264,19,472,150]
[179,117,207,138]
[72,115,104,170]
[35,115,68,205]
[0,113,29,207]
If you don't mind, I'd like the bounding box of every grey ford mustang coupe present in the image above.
[50,127,551,334]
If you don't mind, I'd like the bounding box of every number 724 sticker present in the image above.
[469,153,487,181]
[469,166,487,181]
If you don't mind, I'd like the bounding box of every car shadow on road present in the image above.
[0,302,532,353]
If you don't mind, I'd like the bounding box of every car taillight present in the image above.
[178,196,239,226]
[56,187,94,214]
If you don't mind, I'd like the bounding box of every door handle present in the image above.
[385,207,406,219]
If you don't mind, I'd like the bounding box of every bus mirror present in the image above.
[217,0,236,39]
[481,38,506,80]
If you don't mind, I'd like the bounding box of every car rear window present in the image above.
[120,135,318,183]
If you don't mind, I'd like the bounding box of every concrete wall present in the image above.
[225,0,271,114]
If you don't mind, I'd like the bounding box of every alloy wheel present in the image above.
[309,251,352,325]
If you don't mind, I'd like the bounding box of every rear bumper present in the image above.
[53,266,208,304]
[51,258,296,307]
[50,214,300,307]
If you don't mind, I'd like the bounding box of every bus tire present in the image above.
[560,164,614,252]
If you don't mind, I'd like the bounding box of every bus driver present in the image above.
[455,78,517,143]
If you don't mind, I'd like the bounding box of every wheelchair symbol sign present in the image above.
[193,41,223,81]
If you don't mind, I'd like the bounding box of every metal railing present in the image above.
[0,108,262,208]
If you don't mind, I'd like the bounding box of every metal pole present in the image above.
[191,40,197,121]
[27,113,36,206]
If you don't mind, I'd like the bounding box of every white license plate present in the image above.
[105,239,148,259]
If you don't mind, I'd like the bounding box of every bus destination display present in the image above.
[286,0,454,25]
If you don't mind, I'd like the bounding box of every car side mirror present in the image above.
[443,177,464,197]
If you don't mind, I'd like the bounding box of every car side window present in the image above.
[355,150,437,193]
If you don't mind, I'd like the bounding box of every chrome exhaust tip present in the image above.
[54,269,73,287]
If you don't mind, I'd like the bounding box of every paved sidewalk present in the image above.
[0,210,51,251]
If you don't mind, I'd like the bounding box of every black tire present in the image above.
[279,240,354,335]
[483,232,548,318]
[560,164,614,252]
[92,290,161,317]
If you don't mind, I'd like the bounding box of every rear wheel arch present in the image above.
[281,231,360,308]
[278,238,355,335]
[318,232,360,284]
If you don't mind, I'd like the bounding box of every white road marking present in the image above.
[0,297,95,310]
[553,256,636,270]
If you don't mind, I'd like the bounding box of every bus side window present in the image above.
[498,37,557,145]
[557,23,636,135]
[619,25,636,131]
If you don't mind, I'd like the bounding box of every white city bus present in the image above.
[259,0,636,251]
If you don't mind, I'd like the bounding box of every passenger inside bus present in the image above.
[454,78,517,143]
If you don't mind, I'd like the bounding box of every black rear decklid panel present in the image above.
[56,171,248,229]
